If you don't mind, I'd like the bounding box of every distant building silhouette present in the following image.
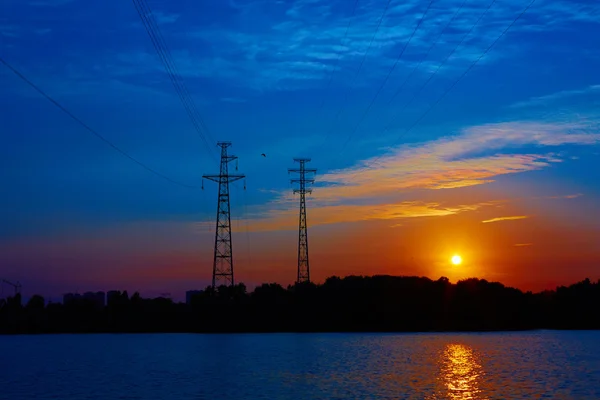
[63,292,105,308]
[63,293,82,304]
[84,292,105,308]
[186,290,203,305]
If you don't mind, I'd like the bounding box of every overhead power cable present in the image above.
[385,0,497,131]
[386,0,469,106]
[139,0,215,141]
[134,0,215,143]
[313,0,361,119]
[319,0,393,146]
[0,57,200,189]
[343,0,538,181]
[133,0,216,148]
[330,0,495,173]
[132,0,217,162]
[334,0,436,160]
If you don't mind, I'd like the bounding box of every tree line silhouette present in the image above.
[1,275,599,334]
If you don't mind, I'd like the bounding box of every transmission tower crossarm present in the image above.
[203,174,245,183]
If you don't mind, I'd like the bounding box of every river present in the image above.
[1,331,599,399]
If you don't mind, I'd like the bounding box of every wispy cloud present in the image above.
[514,243,533,247]
[220,97,247,103]
[315,119,600,203]
[0,24,20,38]
[482,216,529,224]
[151,12,180,25]
[101,0,600,91]
[245,116,599,229]
[546,193,583,200]
[5,0,600,93]
[244,200,493,232]
[34,28,52,35]
[28,0,75,6]
[510,85,600,108]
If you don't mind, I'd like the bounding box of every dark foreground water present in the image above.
[1,331,600,399]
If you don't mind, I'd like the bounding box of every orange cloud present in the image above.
[514,243,533,247]
[546,193,583,200]
[317,120,598,203]
[246,118,598,231]
[482,216,530,224]
[245,201,494,232]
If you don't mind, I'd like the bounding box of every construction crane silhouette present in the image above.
[1,279,22,297]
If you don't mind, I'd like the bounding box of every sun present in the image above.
[451,255,463,266]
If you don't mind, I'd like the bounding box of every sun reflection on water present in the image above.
[440,343,485,399]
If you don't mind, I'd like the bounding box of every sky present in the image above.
[1,0,599,301]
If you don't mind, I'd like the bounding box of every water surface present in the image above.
[1,331,599,399]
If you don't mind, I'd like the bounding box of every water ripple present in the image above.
[1,331,600,399]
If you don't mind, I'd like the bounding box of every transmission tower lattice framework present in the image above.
[288,158,316,284]
[203,142,245,289]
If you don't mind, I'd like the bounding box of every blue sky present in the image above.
[1,0,599,298]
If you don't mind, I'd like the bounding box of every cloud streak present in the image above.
[162,0,600,91]
[510,85,600,109]
[244,116,599,229]
[152,12,180,25]
[28,0,75,6]
[546,193,583,200]
[5,0,600,94]
[31,0,592,92]
[316,119,600,203]
[482,216,529,224]
[244,200,493,232]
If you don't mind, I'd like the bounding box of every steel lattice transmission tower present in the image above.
[288,158,316,283]
[203,142,245,289]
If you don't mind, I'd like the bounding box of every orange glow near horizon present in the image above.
[1,186,599,299]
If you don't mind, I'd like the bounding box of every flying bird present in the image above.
[261,153,266,157]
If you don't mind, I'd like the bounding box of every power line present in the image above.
[334,0,436,159]
[313,0,361,119]
[333,0,495,173]
[137,0,216,145]
[319,0,393,146]
[133,0,217,153]
[342,0,537,181]
[384,0,497,131]
[132,0,217,161]
[386,0,469,106]
[134,0,215,144]
[0,56,200,189]
[320,0,493,172]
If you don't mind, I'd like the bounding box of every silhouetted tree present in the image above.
[26,295,45,310]
[2,276,600,334]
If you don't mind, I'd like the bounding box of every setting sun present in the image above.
[451,255,463,266]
